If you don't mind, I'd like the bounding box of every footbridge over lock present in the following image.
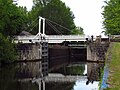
[13,16,90,44]
[13,17,110,88]
[14,34,88,44]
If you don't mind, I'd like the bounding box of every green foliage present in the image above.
[0,0,28,62]
[103,0,120,35]
[0,0,28,36]
[29,0,83,35]
[40,0,75,34]
[0,33,17,62]
[71,27,84,35]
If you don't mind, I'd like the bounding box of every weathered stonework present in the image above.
[17,43,42,60]
[87,41,109,61]
[16,43,42,78]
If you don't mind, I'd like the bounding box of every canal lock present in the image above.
[0,40,110,90]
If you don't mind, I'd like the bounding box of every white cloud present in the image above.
[17,0,33,11]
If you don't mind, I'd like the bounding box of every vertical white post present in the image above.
[39,16,41,36]
[43,18,45,35]
[42,80,45,90]
[39,81,41,90]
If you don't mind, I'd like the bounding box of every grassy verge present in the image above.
[106,42,120,90]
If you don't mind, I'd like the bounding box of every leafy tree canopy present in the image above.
[71,27,84,35]
[29,0,83,35]
[103,0,120,35]
[0,0,28,36]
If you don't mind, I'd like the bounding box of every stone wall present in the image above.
[16,43,42,79]
[87,42,109,61]
[17,43,42,60]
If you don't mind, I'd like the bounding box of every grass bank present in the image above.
[106,42,120,90]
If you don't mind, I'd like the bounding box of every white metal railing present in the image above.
[110,35,120,39]
[46,35,85,39]
[13,35,88,43]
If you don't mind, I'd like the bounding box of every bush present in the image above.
[0,33,17,62]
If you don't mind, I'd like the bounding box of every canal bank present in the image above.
[106,42,120,90]
[100,42,120,90]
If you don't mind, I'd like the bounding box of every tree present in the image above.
[103,0,120,35]
[0,0,29,63]
[0,33,17,62]
[71,27,84,35]
[29,0,83,35]
[0,0,28,36]
[40,0,75,35]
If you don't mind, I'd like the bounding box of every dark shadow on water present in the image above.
[0,64,38,90]
[0,62,104,90]
[45,82,75,90]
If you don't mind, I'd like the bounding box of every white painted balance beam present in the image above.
[13,35,88,44]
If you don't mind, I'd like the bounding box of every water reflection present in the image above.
[86,63,104,85]
[73,81,99,90]
[51,63,85,76]
[0,62,104,90]
[0,64,38,90]
[45,82,74,90]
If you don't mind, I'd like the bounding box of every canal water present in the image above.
[0,62,104,90]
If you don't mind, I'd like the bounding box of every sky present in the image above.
[73,81,99,90]
[17,0,106,36]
